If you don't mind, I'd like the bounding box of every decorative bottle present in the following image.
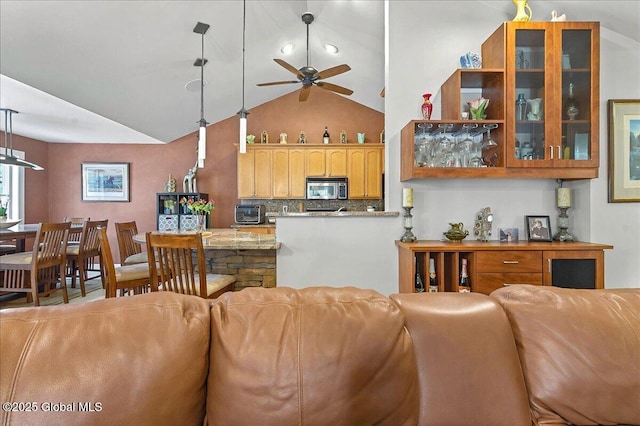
[516,93,527,121]
[415,256,425,293]
[458,258,471,292]
[323,126,330,144]
[564,83,579,120]
[421,93,433,120]
[428,258,438,293]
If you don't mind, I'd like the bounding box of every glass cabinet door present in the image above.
[513,29,548,163]
[560,29,593,162]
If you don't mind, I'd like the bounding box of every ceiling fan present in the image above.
[257,12,353,102]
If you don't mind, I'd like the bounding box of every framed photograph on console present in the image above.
[81,162,130,202]
[608,99,640,202]
[525,216,551,242]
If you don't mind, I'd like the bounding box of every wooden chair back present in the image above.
[63,217,90,243]
[66,219,108,295]
[115,221,143,262]
[146,232,207,297]
[97,226,151,298]
[0,221,71,306]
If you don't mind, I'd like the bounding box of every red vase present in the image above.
[421,93,433,120]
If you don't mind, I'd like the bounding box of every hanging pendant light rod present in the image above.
[193,21,209,168]
[0,108,44,170]
[238,0,249,153]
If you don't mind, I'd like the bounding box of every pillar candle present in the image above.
[557,188,571,208]
[402,188,414,208]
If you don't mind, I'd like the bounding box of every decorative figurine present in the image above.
[299,131,306,144]
[512,0,532,21]
[279,133,288,144]
[474,207,493,242]
[183,151,198,193]
[261,130,269,144]
[164,174,177,192]
[340,130,347,144]
[551,10,566,21]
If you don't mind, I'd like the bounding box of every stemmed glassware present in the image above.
[456,123,478,167]
[437,123,455,167]
[481,123,499,167]
[415,123,432,167]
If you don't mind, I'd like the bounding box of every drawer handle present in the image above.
[503,260,519,264]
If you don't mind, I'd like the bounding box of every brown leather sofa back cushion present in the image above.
[492,285,640,425]
[0,292,211,426]
[208,286,419,425]
[391,292,531,426]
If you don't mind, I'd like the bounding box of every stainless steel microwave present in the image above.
[306,177,348,200]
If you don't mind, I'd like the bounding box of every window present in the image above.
[0,147,25,219]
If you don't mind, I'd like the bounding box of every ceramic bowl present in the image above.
[444,231,468,242]
[0,218,22,229]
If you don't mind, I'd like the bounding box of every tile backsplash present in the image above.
[238,199,384,214]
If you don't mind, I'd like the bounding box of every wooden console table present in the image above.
[396,240,613,294]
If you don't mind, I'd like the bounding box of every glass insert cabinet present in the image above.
[400,21,600,181]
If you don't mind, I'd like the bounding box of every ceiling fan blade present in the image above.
[257,80,300,87]
[315,64,351,80]
[315,81,353,96]
[299,86,311,102]
[274,58,303,78]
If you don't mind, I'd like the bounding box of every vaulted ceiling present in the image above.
[1,1,638,144]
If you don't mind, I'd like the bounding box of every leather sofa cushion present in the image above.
[492,285,640,425]
[391,292,531,426]
[208,286,419,425]
[0,292,211,426]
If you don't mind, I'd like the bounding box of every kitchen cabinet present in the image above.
[348,147,383,199]
[306,148,347,177]
[238,144,384,200]
[400,21,599,181]
[272,149,305,198]
[396,240,612,295]
[238,149,272,198]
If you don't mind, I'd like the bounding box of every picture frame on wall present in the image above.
[525,216,552,242]
[608,99,640,202]
[81,162,130,202]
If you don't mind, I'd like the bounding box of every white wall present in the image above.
[275,1,640,295]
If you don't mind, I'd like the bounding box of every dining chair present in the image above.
[97,227,152,298]
[63,216,90,245]
[66,219,108,297]
[0,222,71,306]
[115,221,148,265]
[146,232,235,299]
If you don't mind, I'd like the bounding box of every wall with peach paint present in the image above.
[12,89,383,262]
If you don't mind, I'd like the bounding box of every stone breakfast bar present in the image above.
[135,229,281,290]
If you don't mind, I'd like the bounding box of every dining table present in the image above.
[0,223,83,252]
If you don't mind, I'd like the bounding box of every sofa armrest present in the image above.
[491,285,640,425]
[390,292,531,426]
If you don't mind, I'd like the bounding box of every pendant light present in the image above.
[0,108,44,171]
[237,0,249,154]
[193,22,210,168]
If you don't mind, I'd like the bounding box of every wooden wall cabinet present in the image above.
[400,21,599,181]
[396,240,612,295]
[238,144,384,200]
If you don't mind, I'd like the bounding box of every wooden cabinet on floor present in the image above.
[396,240,612,295]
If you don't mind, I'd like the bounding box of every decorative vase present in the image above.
[196,214,207,233]
[421,93,433,120]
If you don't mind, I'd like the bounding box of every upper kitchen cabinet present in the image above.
[400,21,599,181]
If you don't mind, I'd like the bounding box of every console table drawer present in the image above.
[476,273,543,294]
[476,251,541,273]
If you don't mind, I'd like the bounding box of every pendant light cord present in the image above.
[241,0,246,110]
[200,31,205,125]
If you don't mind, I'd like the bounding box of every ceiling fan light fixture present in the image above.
[281,43,295,55]
[323,43,339,54]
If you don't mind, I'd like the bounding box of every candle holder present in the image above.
[553,180,575,242]
[401,207,417,242]
[553,207,575,242]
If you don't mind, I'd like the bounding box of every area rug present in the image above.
[0,278,105,310]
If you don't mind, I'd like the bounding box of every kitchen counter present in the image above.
[267,211,399,218]
[134,229,280,250]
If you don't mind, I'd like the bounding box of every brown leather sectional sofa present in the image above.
[1,285,638,425]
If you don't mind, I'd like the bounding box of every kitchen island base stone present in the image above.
[206,249,277,290]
